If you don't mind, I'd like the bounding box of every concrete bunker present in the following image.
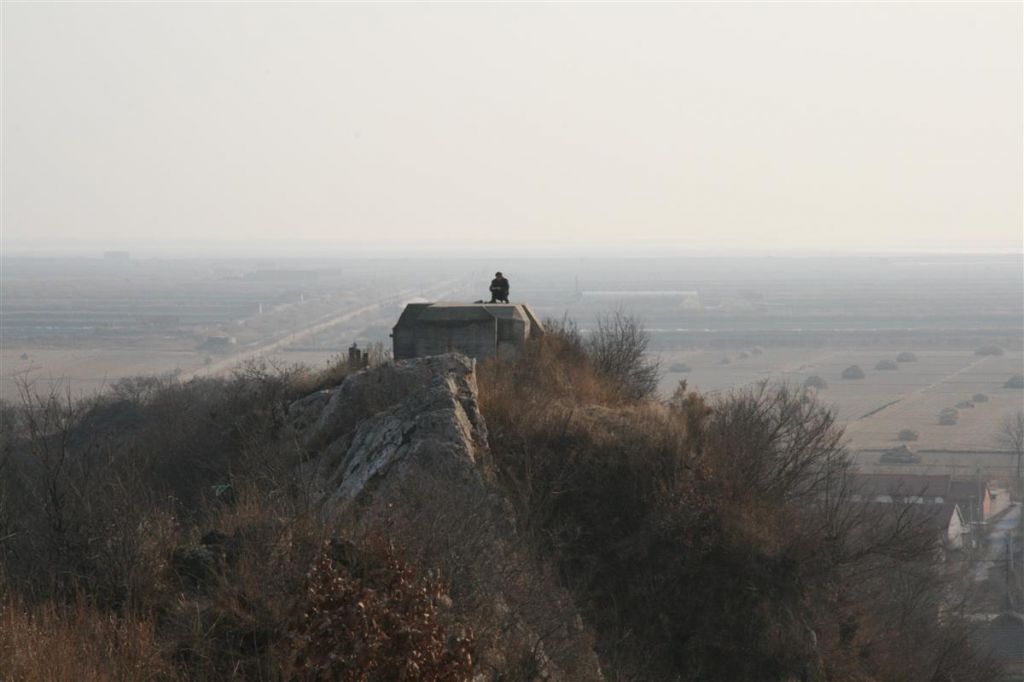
[392,303,544,361]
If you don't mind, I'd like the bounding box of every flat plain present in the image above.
[656,348,1024,452]
[3,255,1021,467]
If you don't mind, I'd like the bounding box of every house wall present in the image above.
[947,511,967,549]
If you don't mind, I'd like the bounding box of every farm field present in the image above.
[0,345,200,401]
[656,349,1024,452]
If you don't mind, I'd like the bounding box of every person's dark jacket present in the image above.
[490,276,509,300]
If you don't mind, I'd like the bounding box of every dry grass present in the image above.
[0,594,177,681]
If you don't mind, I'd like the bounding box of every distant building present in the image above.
[392,303,544,362]
[850,473,995,522]
[912,502,968,550]
[947,479,992,524]
[243,270,319,284]
[879,444,921,464]
[850,473,952,504]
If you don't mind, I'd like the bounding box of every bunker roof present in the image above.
[395,303,544,331]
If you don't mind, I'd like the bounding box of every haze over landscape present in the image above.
[1,2,1022,681]
[3,2,1022,256]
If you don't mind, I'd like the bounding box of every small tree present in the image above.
[897,429,919,442]
[996,410,1024,486]
[938,407,958,426]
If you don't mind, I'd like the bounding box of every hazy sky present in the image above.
[2,2,1021,257]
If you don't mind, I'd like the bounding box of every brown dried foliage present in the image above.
[287,540,474,682]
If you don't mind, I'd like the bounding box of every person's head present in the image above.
[495,272,503,277]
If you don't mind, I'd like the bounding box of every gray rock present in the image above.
[290,354,478,450]
[314,353,494,518]
[289,352,602,681]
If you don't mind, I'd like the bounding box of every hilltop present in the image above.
[0,316,1004,681]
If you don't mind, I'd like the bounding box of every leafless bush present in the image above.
[975,345,1005,356]
[841,365,865,380]
[586,311,661,401]
[896,351,918,362]
[898,429,919,442]
[803,375,828,390]
[875,359,898,370]
[286,539,474,681]
[996,410,1024,484]
[365,340,393,368]
[706,382,844,504]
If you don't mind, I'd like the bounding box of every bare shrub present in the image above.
[841,365,865,380]
[955,400,974,409]
[938,407,959,425]
[285,539,474,681]
[586,311,660,401]
[972,393,989,403]
[1004,374,1024,389]
[109,375,172,404]
[896,351,917,362]
[975,345,1005,356]
[996,410,1024,483]
[898,429,919,442]
[875,359,898,370]
[804,375,828,390]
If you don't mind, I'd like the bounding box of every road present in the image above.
[973,502,1022,583]
[180,279,463,381]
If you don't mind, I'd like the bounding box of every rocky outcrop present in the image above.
[289,354,498,518]
[287,353,603,681]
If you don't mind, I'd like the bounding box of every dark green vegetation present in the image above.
[0,316,1004,681]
